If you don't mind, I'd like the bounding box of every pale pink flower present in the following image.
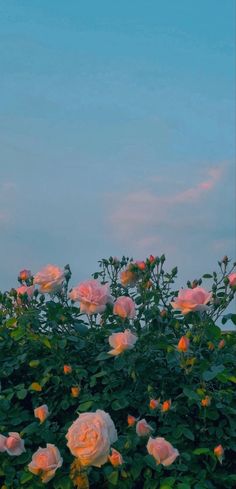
[5,432,25,456]
[34,265,64,293]
[109,448,123,467]
[16,285,34,303]
[228,273,236,287]
[136,419,153,437]
[113,296,135,319]
[108,329,137,356]
[34,405,49,424]
[66,410,117,467]
[69,279,112,315]
[171,287,212,314]
[147,437,179,466]
[28,444,63,483]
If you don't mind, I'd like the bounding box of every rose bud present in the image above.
[71,386,80,398]
[63,365,72,374]
[34,404,49,424]
[214,444,224,463]
[149,399,159,410]
[127,415,136,427]
[109,448,123,467]
[161,400,171,412]
[136,419,153,437]
[177,336,190,352]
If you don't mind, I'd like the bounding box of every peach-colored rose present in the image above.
[177,336,190,352]
[28,444,63,483]
[66,410,117,467]
[228,272,236,287]
[19,269,32,281]
[136,419,153,437]
[0,434,6,452]
[34,265,64,293]
[147,437,179,466]
[127,415,136,426]
[5,432,25,456]
[120,266,138,287]
[171,287,212,314]
[108,329,137,356]
[113,296,136,319]
[34,405,49,424]
[16,285,34,303]
[69,279,112,315]
[109,448,123,467]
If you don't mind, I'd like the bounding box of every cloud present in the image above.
[108,164,226,254]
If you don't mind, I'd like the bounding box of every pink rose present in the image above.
[66,410,117,467]
[171,287,212,314]
[34,404,49,423]
[34,265,64,293]
[5,432,25,456]
[113,296,135,319]
[228,273,236,287]
[28,444,63,484]
[69,279,113,315]
[19,269,32,281]
[136,419,153,437]
[147,437,179,466]
[108,329,137,356]
[16,285,34,303]
[109,448,123,467]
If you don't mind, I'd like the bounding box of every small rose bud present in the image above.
[149,255,156,263]
[71,386,80,398]
[208,342,215,351]
[34,404,49,423]
[127,414,136,426]
[136,261,146,271]
[161,400,171,412]
[218,339,225,349]
[109,448,123,467]
[136,419,153,437]
[201,396,211,407]
[149,399,159,410]
[19,269,32,281]
[214,444,224,463]
[177,336,190,352]
[30,382,42,392]
[63,365,72,374]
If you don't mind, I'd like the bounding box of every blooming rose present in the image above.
[177,336,190,352]
[108,329,137,356]
[16,285,34,303]
[34,405,49,424]
[171,287,212,314]
[19,269,32,281]
[4,432,25,456]
[66,410,117,467]
[113,296,135,319]
[147,437,179,466]
[136,419,153,437]
[69,279,112,315]
[109,448,123,467]
[228,273,236,287]
[28,444,63,483]
[34,265,64,293]
[120,266,138,287]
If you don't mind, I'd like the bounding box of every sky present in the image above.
[0,1,235,299]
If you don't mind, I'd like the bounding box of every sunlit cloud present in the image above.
[108,164,226,254]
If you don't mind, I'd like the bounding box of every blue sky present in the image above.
[0,0,235,293]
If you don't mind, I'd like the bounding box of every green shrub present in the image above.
[0,255,235,488]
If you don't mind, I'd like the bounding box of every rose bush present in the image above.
[0,254,236,488]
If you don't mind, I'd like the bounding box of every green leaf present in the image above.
[182,427,195,440]
[107,471,119,486]
[205,324,221,341]
[96,352,111,361]
[202,274,213,278]
[77,400,94,412]
[183,387,199,401]
[20,471,34,484]
[193,448,210,455]
[203,365,225,381]
[16,388,28,400]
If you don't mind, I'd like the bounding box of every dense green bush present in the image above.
[0,255,236,489]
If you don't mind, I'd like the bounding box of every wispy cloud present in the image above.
[108,165,226,254]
